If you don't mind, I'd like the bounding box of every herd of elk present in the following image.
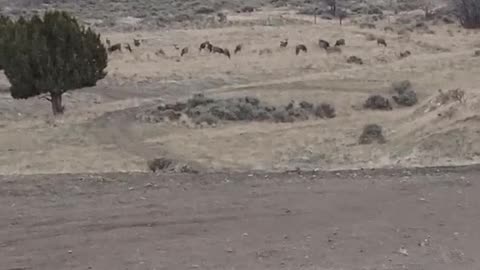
[105,35,393,60]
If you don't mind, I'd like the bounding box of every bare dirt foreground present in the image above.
[1,166,479,270]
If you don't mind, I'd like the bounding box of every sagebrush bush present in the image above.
[391,80,412,95]
[391,80,418,107]
[364,95,392,110]
[359,124,386,144]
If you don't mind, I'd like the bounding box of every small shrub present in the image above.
[359,124,386,144]
[195,6,215,14]
[359,22,376,29]
[314,103,336,118]
[391,80,412,95]
[147,158,175,172]
[241,6,256,13]
[365,33,377,41]
[391,80,418,107]
[393,90,417,107]
[364,95,392,110]
[194,113,219,125]
[347,56,363,65]
[367,5,384,15]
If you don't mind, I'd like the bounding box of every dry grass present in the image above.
[1,4,480,174]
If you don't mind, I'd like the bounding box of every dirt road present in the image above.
[1,166,479,270]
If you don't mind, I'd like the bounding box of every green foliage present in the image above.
[0,11,107,114]
[0,15,13,69]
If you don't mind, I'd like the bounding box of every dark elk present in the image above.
[399,50,411,58]
[377,38,387,47]
[319,39,330,49]
[223,48,231,59]
[199,41,213,52]
[108,43,122,53]
[234,44,243,54]
[212,46,230,58]
[133,39,141,47]
[280,39,288,48]
[335,39,345,46]
[180,47,189,57]
[155,49,166,56]
[295,44,307,55]
[124,43,133,53]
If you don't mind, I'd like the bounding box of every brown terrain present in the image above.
[1,167,480,270]
[1,0,480,268]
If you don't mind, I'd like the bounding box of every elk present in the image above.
[377,38,387,47]
[212,46,230,58]
[335,39,345,46]
[295,44,307,55]
[234,44,243,54]
[155,49,166,56]
[319,39,330,49]
[280,39,288,48]
[108,43,122,53]
[199,41,213,52]
[180,47,189,57]
[399,50,411,58]
[106,38,111,47]
[125,43,133,53]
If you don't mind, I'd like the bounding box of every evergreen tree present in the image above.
[0,11,107,115]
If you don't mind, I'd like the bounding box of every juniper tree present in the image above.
[0,11,107,115]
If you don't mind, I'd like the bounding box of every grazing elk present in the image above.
[335,38,345,46]
[180,47,189,57]
[108,43,122,53]
[399,50,411,58]
[155,49,166,56]
[377,38,387,47]
[199,41,213,52]
[125,43,133,53]
[295,44,307,55]
[280,39,288,48]
[133,39,141,47]
[212,46,223,54]
[319,39,330,49]
[234,44,243,54]
[223,48,231,59]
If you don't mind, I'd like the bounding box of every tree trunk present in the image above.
[50,92,65,115]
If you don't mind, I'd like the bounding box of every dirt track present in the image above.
[1,166,479,270]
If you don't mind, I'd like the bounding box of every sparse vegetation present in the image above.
[364,95,392,110]
[0,11,107,115]
[347,56,363,65]
[359,124,386,144]
[453,0,480,28]
[147,157,198,173]
[139,94,336,125]
[391,80,418,107]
